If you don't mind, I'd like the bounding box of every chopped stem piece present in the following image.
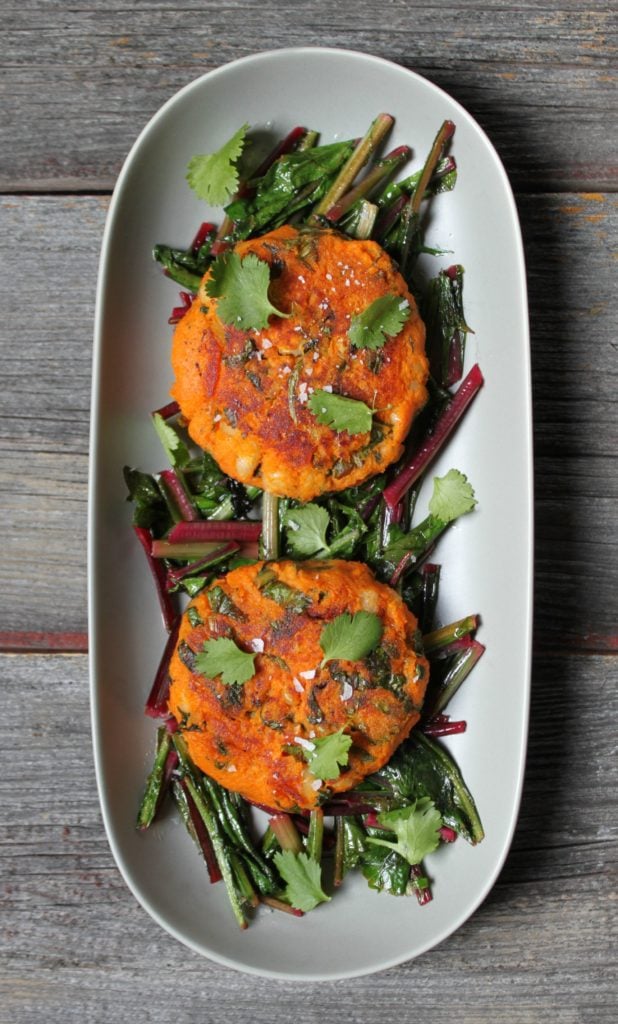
[311,113,394,219]
[383,363,484,509]
[307,808,324,862]
[136,728,177,829]
[268,814,303,854]
[168,520,263,544]
[426,639,485,716]
[261,492,281,560]
[133,526,177,632]
[151,539,227,560]
[145,615,180,716]
[158,469,200,522]
[260,894,304,917]
[172,778,222,884]
[423,614,479,653]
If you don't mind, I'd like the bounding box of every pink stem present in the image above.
[158,469,200,522]
[152,400,180,420]
[168,520,263,544]
[165,542,240,589]
[422,714,467,737]
[145,614,181,717]
[133,526,177,632]
[191,221,216,253]
[384,363,484,509]
[168,291,194,325]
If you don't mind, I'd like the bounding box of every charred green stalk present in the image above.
[311,113,394,219]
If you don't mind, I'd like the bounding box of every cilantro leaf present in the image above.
[283,503,331,558]
[194,637,255,686]
[320,611,382,666]
[428,469,477,524]
[205,251,288,330]
[186,124,249,207]
[366,797,442,865]
[152,412,190,469]
[348,294,411,350]
[273,850,331,912]
[308,390,373,435]
[301,728,352,780]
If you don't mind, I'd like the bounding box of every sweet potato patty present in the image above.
[171,225,428,502]
[168,559,429,811]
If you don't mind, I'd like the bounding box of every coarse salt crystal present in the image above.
[296,736,316,752]
[282,365,292,375]
[293,677,304,693]
[311,778,323,791]
[322,384,333,393]
[299,669,316,680]
[213,414,222,422]
[227,764,237,773]
[262,338,272,349]
[250,638,264,653]
[341,682,354,701]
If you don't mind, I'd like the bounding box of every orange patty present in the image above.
[171,225,428,502]
[168,559,429,811]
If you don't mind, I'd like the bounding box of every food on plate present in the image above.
[128,114,486,928]
[167,559,430,811]
[171,225,429,502]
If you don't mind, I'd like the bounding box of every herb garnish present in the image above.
[366,797,442,866]
[320,611,383,666]
[206,251,289,330]
[273,850,331,912]
[308,390,373,435]
[186,124,248,207]
[300,728,352,780]
[195,637,256,686]
[348,294,410,350]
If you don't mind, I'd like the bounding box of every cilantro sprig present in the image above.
[152,412,190,469]
[194,637,256,686]
[273,850,331,912]
[348,294,410,350]
[366,798,442,865]
[428,468,477,523]
[186,124,249,207]
[308,390,373,435]
[206,251,289,330]
[283,503,331,558]
[300,728,352,780]
[320,611,382,666]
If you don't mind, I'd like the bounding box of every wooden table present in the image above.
[1,3,616,1020]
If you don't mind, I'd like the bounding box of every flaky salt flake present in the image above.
[296,736,316,752]
[299,669,316,680]
[341,681,354,701]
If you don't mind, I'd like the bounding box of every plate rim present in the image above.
[88,45,534,980]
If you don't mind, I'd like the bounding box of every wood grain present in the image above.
[1,3,616,192]
[0,652,615,1023]
[1,3,617,1016]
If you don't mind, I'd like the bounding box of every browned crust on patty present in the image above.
[168,559,430,811]
[171,226,428,501]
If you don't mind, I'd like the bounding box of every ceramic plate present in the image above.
[89,47,532,979]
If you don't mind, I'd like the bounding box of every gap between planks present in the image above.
[1,632,617,656]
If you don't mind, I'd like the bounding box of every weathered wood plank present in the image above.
[0,651,615,1021]
[0,193,616,643]
[1,3,616,192]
